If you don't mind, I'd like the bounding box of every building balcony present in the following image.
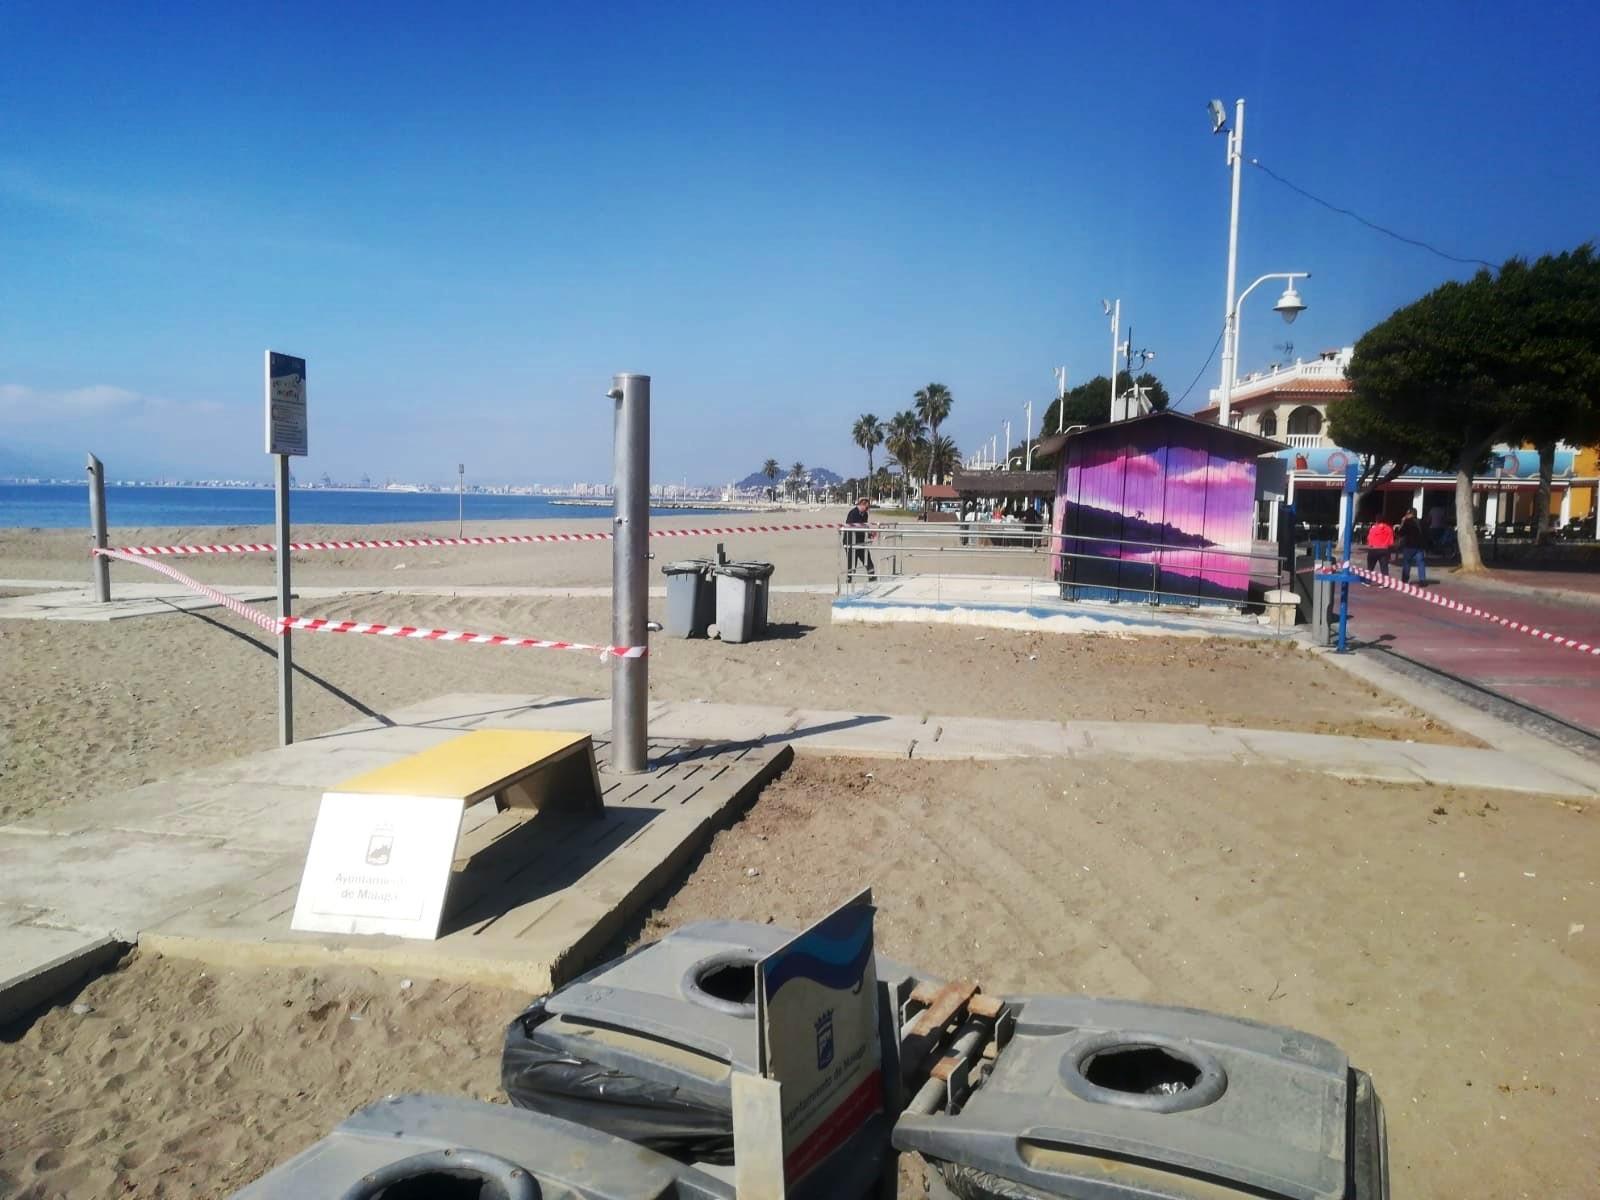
[1283,432,1329,449]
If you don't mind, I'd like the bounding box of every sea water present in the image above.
[0,484,744,530]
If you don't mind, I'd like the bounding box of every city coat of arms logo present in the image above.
[815,1008,835,1070]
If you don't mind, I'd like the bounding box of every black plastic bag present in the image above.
[500,998,736,1163]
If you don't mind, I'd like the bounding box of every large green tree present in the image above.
[1042,371,1168,434]
[1333,245,1600,570]
[1500,247,1600,541]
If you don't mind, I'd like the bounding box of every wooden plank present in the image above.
[909,980,978,1039]
[336,729,591,802]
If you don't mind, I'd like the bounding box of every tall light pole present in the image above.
[1053,366,1068,432]
[1212,98,1245,427]
[1022,400,1034,470]
[1102,299,1121,416]
[1210,98,1313,426]
[1002,420,1012,471]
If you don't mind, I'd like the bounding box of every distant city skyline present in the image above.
[3,4,1595,484]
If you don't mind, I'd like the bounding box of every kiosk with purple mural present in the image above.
[1049,412,1281,606]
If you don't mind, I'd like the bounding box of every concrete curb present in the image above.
[1443,570,1600,612]
[0,932,129,1027]
[1309,641,1599,791]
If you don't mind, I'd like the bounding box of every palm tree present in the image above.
[914,384,953,463]
[885,410,924,506]
[788,461,807,501]
[762,457,780,500]
[926,434,960,485]
[851,414,883,500]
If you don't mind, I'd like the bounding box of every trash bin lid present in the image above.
[713,561,774,580]
[662,559,714,574]
[893,993,1372,1200]
[228,1093,735,1200]
[539,920,924,1074]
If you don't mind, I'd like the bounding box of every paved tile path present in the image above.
[1348,574,1600,735]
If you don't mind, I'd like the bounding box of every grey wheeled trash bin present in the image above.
[662,559,715,638]
[893,993,1389,1199]
[228,1093,735,1199]
[502,919,928,1195]
[712,561,774,642]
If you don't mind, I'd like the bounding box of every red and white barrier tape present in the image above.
[281,616,646,659]
[94,547,284,634]
[1322,560,1599,655]
[106,520,846,557]
[93,548,639,660]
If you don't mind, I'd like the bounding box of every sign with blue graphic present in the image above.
[1275,445,1575,480]
[756,889,882,1187]
[265,351,308,457]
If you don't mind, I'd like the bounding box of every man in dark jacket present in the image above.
[844,497,876,581]
[1398,509,1428,584]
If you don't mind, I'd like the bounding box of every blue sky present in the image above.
[2,1,1596,485]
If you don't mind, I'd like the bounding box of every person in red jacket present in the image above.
[1365,514,1395,577]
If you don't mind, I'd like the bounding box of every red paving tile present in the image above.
[1477,567,1600,596]
[1347,576,1600,735]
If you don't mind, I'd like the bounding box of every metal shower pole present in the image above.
[87,452,110,602]
[609,373,650,773]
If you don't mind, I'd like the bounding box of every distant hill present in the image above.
[0,446,77,480]
[734,466,842,490]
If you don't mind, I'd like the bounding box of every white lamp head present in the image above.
[1273,282,1307,324]
[1208,100,1227,134]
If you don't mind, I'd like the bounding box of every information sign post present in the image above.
[265,351,308,745]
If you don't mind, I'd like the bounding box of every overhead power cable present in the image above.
[1249,157,1496,269]
[1175,327,1225,410]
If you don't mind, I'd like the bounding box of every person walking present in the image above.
[1398,509,1428,584]
[1365,512,1395,577]
[844,496,876,581]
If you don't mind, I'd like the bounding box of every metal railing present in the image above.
[838,520,1289,617]
[1283,432,1327,448]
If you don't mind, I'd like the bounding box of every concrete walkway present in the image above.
[3,693,1593,1020]
[835,576,1282,641]
[0,582,280,621]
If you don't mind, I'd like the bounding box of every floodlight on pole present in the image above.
[1222,272,1311,423]
[1273,281,1306,323]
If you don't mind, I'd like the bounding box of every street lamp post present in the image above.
[1221,272,1309,423]
[1103,299,1121,416]
[1023,400,1034,471]
[1053,366,1068,433]
[1209,97,1312,426]
[1213,98,1246,427]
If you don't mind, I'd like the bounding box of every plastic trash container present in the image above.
[502,919,928,1193]
[712,561,774,642]
[662,559,715,638]
[227,1093,735,1199]
[893,993,1388,1199]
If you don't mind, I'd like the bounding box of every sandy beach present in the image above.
[2,755,1593,1198]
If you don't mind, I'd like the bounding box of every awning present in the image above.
[949,469,1055,497]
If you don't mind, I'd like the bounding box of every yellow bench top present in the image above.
[337,729,592,800]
